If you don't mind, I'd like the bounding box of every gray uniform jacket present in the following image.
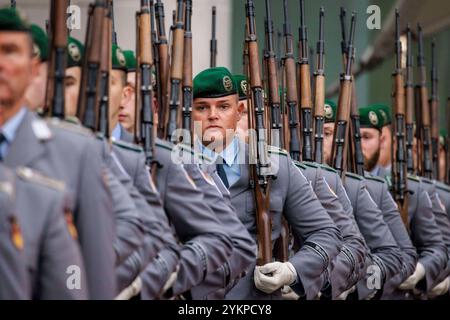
[343,172,403,299]
[185,163,256,300]
[14,166,88,299]
[219,141,342,300]
[125,137,233,298]
[4,111,116,299]
[363,175,418,298]
[300,162,367,299]
[0,167,29,299]
[435,182,450,219]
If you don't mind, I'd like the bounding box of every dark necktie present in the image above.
[0,132,6,161]
[216,157,229,188]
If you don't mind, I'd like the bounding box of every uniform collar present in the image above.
[0,107,27,143]
[200,136,240,167]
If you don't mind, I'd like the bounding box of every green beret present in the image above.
[67,37,84,68]
[123,50,136,72]
[0,8,31,32]
[30,24,48,61]
[359,105,384,130]
[370,103,392,126]
[440,128,448,146]
[232,74,248,100]
[193,67,238,99]
[324,99,337,123]
[112,44,127,71]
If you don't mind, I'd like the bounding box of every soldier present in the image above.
[233,74,249,143]
[191,67,343,300]
[24,24,48,112]
[358,103,449,299]
[373,104,393,171]
[0,8,117,299]
[322,100,404,299]
[64,37,84,117]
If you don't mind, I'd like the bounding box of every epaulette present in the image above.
[0,181,14,197]
[303,161,320,169]
[95,132,105,141]
[31,118,52,141]
[64,116,81,126]
[421,177,433,185]
[292,160,307,170]
[155,139,174,152]
[407,174,420,182]
[385,175,393,188]
[268,145,289,157]
[16,166,66,192]
[111,137,143,153]
[344,172,364,181]
[435,182,450,193]
[320,164,338,174]
[46,117,93,137]
[364,174,386,184]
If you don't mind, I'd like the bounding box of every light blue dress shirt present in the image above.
[0,107,27,159]
[200,137,241,187]
[111,123,122,140]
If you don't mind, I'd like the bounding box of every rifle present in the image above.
[331,13,356,177]
[181,0,193,132]
[135,0,156,173]
[11,0,16,8]
[417,24,433,179]
[282,0,301,161]
[391,10,409,228]
[46,0,69,119]
[298,0,313,162]
[150,0,163,131]
[165,0,184,142]
[210,6,217,68]
[110,0,117,45]
[430,40,440,180]
[155,0,169,138]
[313,7,325,164]
[264,0,282,149]
[405,25,415,175]
[446,97,450,184]
[246,0,273,266]
[97,1,112,137]
[77,1,106,130]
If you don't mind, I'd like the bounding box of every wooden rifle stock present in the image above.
[282,0,301,161]
[298,0,313,162]
[430,40,440,180]
[77,1,106,130]
[313,7,325,164]
[246,0,272,266]
[405,25,415,175]
[165,0,184,142]
[46,0,69,119]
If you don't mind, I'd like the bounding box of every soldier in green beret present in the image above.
[64,36,84,117]
[439,128,447,182]
[24,24,49,111]
[117,50,137,133]
[357,104,387,175]
[321,99,337,164]
[371,104,393,172]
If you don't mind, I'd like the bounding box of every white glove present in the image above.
[254,261,297,294]
[428,277,450,298]
[336,285,356,300]
[281,285,300,300]
[398,262,425,290]
[161,264,180,295]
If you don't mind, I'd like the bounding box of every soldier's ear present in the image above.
[120,85,133,107]
[29,55,40,78]
[237,100,244,120]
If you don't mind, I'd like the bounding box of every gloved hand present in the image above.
[254,261,297,294]
[281,285,300,300]
[398,262,425,290]
[336,285,356,300]
[161,264,180,295]
[428,277,450,298]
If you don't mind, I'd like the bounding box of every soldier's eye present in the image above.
[219,104,230,110]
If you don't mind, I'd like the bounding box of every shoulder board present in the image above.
[421,177,433,184]
[345,172,364,181]
[0,181,14,197]
[320,164,338,174]
[292,160,306,170]
[64,116,81,126]
[303,161,320,169]
[384,175,393,189]
[16,166,65,192]
[31,118,52,141]
[111,138,143,153]
[407,174,420,182]
[364,175,386,184]
[95,132,105,141]
[155,139,174,152]
[435,182,450,193]
[46,117,93,137]
[268,145,288,157]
